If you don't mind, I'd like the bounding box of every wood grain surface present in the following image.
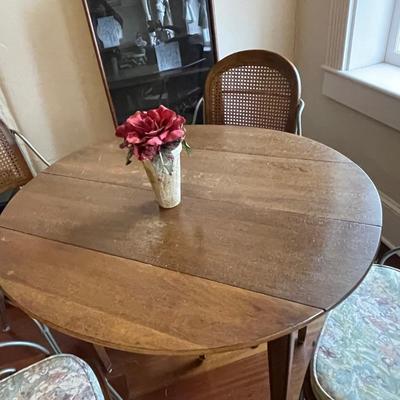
[45,141,379,225]
[0,228,321,354]
[0,125,382,355]
[0,173,380,309]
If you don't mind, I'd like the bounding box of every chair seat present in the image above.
[311,265,400,400]
[0,354,104,400]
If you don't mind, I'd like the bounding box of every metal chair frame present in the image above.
[1,304,123,400]
[192,95,305,135]
[0,338,123,400]
[12,130,50,168]
[379,246,400,265]
[0,341,123,400]
[0,341,50,379]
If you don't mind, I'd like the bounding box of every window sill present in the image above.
[322,63,400,131]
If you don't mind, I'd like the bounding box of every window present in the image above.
[386,0,400,66]
[324,0,400,71]
[322,0,400,133]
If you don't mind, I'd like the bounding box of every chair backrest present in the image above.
[0,120,32,194]
[204,50,301,133]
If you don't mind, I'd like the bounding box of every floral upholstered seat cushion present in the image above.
[311,265,400,400]
[0,354,104,400]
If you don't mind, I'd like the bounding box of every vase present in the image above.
[142,142,182,208]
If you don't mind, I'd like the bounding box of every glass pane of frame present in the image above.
[83,0,217,124]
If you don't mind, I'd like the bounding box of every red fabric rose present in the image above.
[116,105,186,161]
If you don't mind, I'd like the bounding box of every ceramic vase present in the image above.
[142,143,182,208]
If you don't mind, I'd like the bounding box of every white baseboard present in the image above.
[380,191,400,248]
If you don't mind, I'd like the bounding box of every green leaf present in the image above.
[182,139,192,155]
[126,148,133,165]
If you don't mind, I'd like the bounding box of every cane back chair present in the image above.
[202,50,304,134]
[0,120,33,194]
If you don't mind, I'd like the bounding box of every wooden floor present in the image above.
[1,243,399,399]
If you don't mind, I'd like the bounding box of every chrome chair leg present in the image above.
[0,288,10,333]
[0,340,51,355]
[0,368,16,379]
[106,378,124,400]
[0,341,51,380]
[32,319,62,354]
[379,246,400,264]
[93,345,127,399]
[0,295,61,353]
[32,323,124,400]
[1,304,124,399]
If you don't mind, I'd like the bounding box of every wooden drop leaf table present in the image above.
[0,125,382,400]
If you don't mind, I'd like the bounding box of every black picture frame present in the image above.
[82,0,218,126]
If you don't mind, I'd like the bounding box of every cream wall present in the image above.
[2,1,396,240]
[0,0,114,166]
[0,0,297,167]
[213,0,297,60]
[294,0,400,246]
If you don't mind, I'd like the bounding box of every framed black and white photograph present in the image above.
[83,0,217,124]
[106,0,122,6]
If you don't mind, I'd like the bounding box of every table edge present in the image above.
[0,226,325,355]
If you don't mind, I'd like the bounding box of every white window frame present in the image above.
[386,0,400,66]
[321,0,400,249]
[322,0,400,132]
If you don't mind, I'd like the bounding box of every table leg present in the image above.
[94,345,113,373]
[268,333,295,400]
[0,288,10,332]
[297,326,308,345]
